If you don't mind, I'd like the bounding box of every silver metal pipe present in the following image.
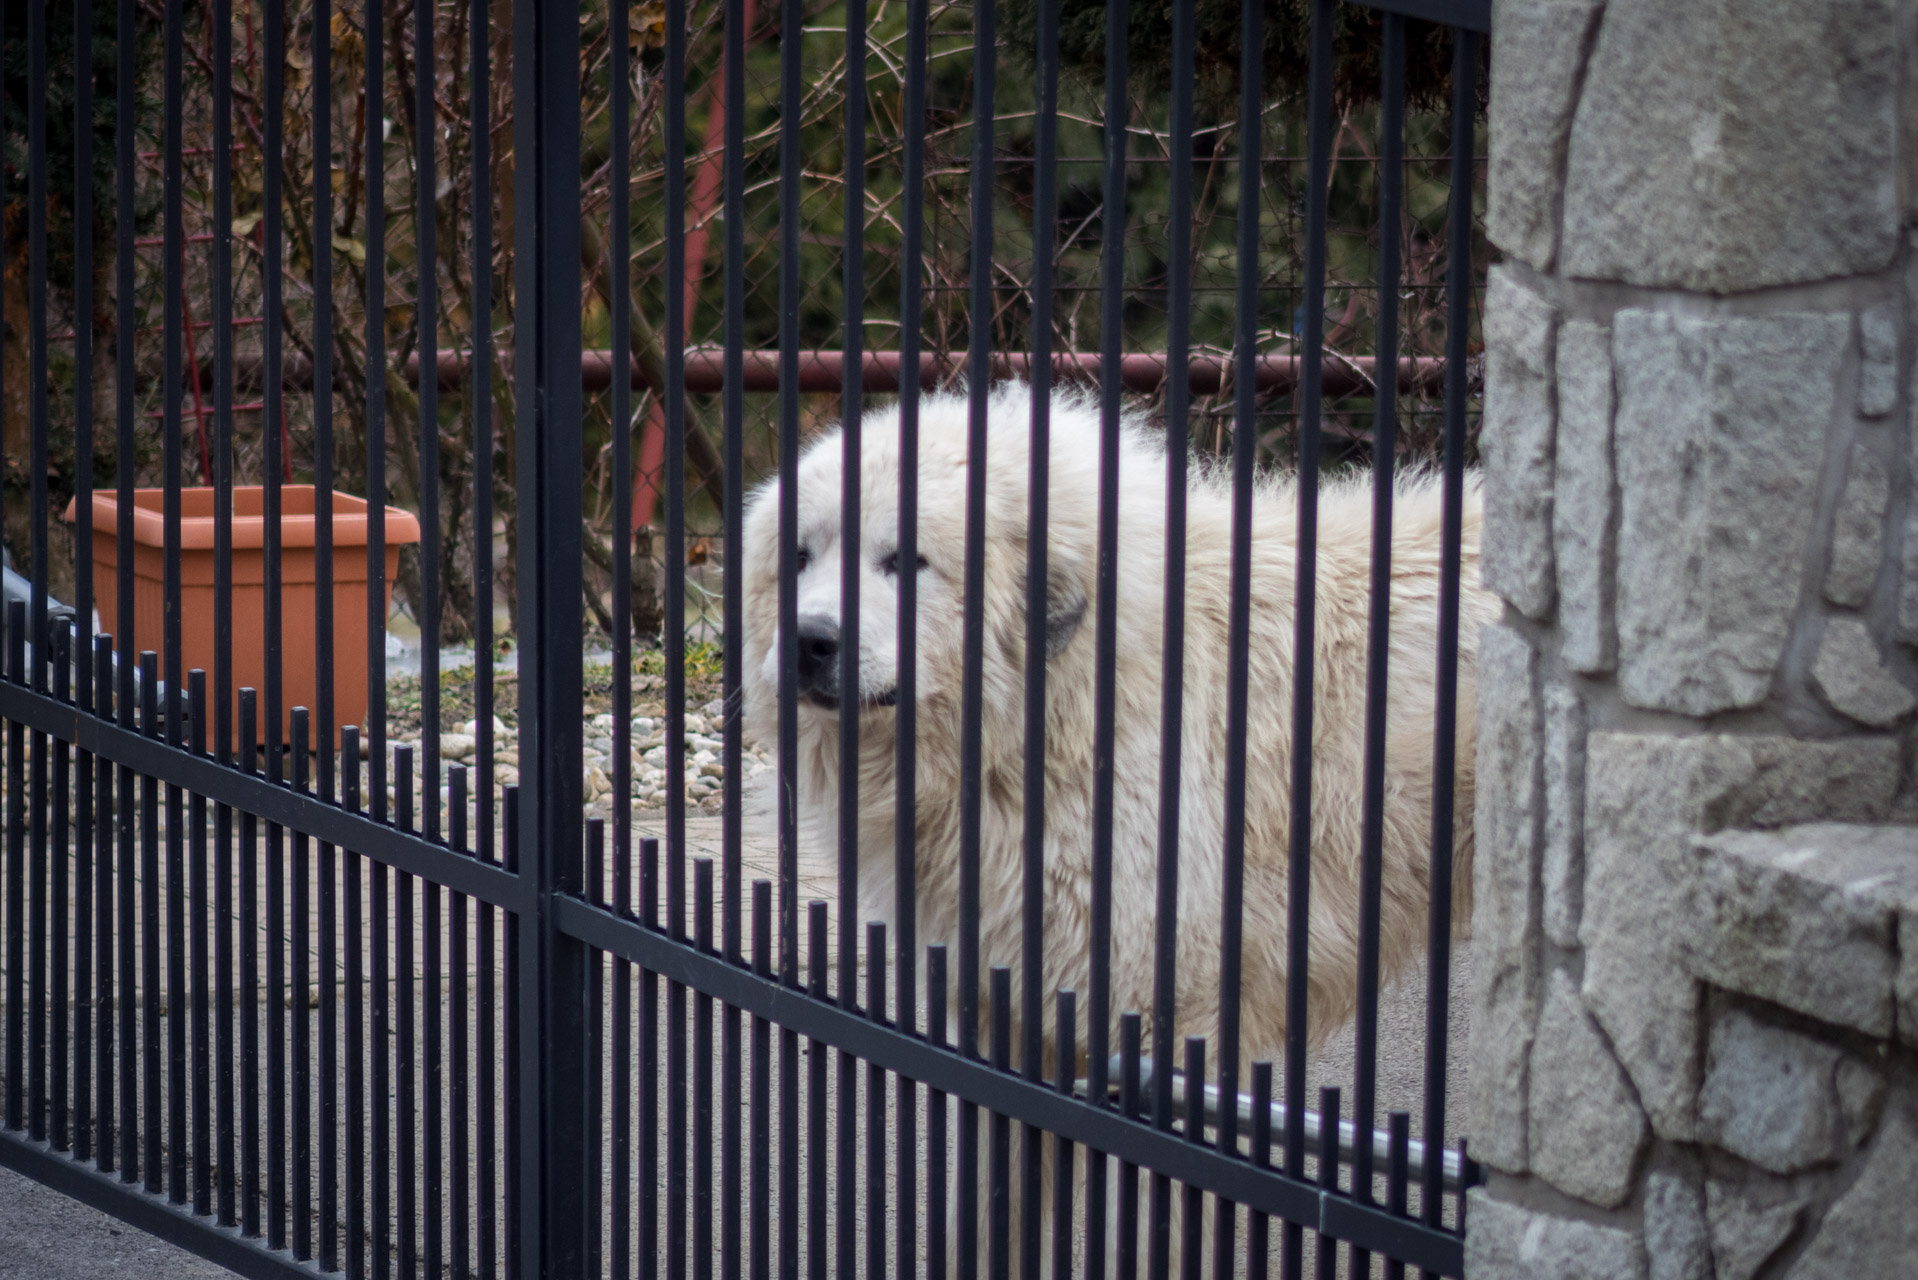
[1079,1056,1466,1193]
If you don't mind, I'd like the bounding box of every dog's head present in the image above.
[740,384,1097,731]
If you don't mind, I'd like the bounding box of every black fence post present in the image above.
[512,0,588,1272]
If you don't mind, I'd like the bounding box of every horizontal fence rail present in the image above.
[1,0,1490,1278]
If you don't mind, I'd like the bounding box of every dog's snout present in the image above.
[794,615,840,692]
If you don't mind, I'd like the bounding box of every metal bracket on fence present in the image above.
[1081,1056,1468,1193]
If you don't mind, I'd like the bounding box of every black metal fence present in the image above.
[0,0,1489,1275]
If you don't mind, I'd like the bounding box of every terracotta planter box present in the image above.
[65,486,422,747]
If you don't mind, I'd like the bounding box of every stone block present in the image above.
[1487,0,1605,269]
[1469,623,1542,1172]
[1898,513,1918,646]
[1613,311,1844,715]
[1527,969,1646,1207]
[1699,1007,1844,1174]
[1481,268,1558,619]
[1581,735,1897,1142]
[1561,0,1897,292]
[1706,1181,1806,1280]
[1784,1101,1918,1278]
[1541,683,1584,948]
[1644,1171,1709,1280]
[1690,823,1918,1037]
[1811,619,1914,727]
[1554,319,1616,672]
[1464,1189,1648,1280]
[1825,447,1889,607]
[1835,1055,1887,1148]
[1899,899,1918,1047]
[1857,303,1898,418]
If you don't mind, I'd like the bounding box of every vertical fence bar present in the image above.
[609,19,635,1255]
[641,835,658,1279]
[808,902,829,1280]
[52,629,73,1152]
[926,944,948,1280]
[262,0,288,1208]
[469,0,496,871]
[1151,0,1198,1271]
[267,710,287,1246]
[671,842,690,1279]
[1182,1039,1206,1280]
[1087,0,1127,1261]
[364,0,389,826]
[1349,19,1406,1279]
[366,0,393,1259]
[95,640,115,1177]
[468,0,499,1268]
[426,869,445,1279]
[1282,6,1335,1278]
[1315,1088,1340,1280]
[988,968,1011,1280]
[291,709,313,1259]
[1249,1063,1273,1280]
[893,0,927,1268]
[958,2,997,1275]
[450,769,472,1280]
[261,0,284,792]
[1052,992,1076,1280]
[190,671,210,1213]
[837,0,868,1268]
[1383,1112,1411,1280]
[512,0,594,1248]
[697,861,718,1280]
[611,803,633,1280]
[717,0,748,1266]
[320,767,341,1272]
[139,654,160,1196]
[309,0,340,1239]
[343,725,365,1280]
[1421,32,1479,1278]
[25,0,53,1153]
[866,922,887,1280]
[664,0,689,894]
[502,786,521,1277]
[396,750,418,1275]
[1022,0,1059,1270]
[1215,0,1262,1272]
[72,0,99,1170]
[239,688,260,1232]
[112,0,137,1185]
[720,0,748,1270]
[585,821,605,1279]
[370,793,391,1279]
[415,0,443,849]
[214,667,233,1218]
[1117,1014,1142,1280]
[4,609,22,1137]
[776,0,804,1273]
[752,879,773,1280]
[212,0,233,778]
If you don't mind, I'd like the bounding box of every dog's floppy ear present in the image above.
[1044,562,1088,661]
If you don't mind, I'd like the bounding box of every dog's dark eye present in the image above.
[879,551,930,577]
[795,546,811,573]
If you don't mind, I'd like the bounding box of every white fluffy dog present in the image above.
[741,382,1492,1269]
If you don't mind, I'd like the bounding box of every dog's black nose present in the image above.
[794,615,840,696]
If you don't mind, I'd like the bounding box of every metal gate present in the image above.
[0,0,1489,1275]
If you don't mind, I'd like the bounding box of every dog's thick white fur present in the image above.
[741,383,1494,1273]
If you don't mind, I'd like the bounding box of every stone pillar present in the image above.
[1469,2,1918,1275]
